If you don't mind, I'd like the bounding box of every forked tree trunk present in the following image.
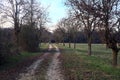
[112,49,118,67]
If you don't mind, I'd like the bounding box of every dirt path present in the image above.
[17,44,53,80]
[16,44,64,80]
[46,45,64,80]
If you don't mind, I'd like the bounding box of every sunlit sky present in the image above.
[1,0,67,31]
[39,0,67,31]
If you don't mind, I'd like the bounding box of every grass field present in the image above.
[58,43,120,80]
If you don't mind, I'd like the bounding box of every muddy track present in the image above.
[16,44,64,80]
[46,45,64,80]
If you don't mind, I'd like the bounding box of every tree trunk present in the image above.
[63,40,65,46]
[74,43,76,49]
[15,32,20,55]
[88,35,92,56]
[112,50,118,67]
[74,39,76,49]
[63,42,65,46]
[106,44,108,50]
[69,41,71,48]
[14,18,20,55]
[39,42,41,48]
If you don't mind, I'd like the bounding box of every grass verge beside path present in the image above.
[0,43,48,80]
[58,44,120,80]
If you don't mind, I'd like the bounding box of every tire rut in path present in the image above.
[46,45,64,80]
[17,44,53,80]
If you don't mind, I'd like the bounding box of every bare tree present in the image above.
[23,0,49,28]
[40,27,51,43]
[0,0,49,52]
[66,0,99,55]
[59,17,72,48]
[57,18,67,46]
[71,22,80,49]
[1,0,26,54]
[35,7,49,47]
[57,15,80,48]
[94,0,120,66]
[68,13,80,49]
[19,0,49,51]
[53,27,65,43]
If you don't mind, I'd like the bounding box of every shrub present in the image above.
[20,25,40,52]
[0,28,14,65]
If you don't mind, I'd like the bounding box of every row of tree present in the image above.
[53,29,103,43]
[53,0,120,66]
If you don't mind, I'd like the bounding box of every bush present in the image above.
[0,28,14,65]
[20,25,40,52]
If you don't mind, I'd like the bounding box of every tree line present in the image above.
[53,29,103,43]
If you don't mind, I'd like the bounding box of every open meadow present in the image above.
[58,43,120,80]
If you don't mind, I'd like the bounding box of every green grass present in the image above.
[60,43,120,65]
[58,43,120,80]
[40,43,49,50]
[0,43,48,71]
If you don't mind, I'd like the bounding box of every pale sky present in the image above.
[39,0,67,31]
[1,0,67,31]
